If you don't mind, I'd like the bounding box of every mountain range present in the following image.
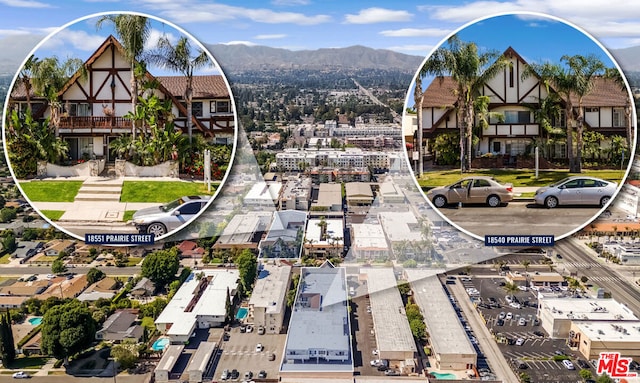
[1,37,640,78]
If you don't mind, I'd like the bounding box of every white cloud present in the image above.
[255,34,287,40]
[271,0,310,5]
[144,29,178,51]
[221,40,258,46]
[137,0,331,25]
[345,7,413,24]
[380,28,449,38]
[0,0,53,8]
[39,29,106,53]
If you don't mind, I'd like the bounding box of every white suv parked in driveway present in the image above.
[131,195,210,237]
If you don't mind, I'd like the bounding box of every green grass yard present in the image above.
[120,181,215,203]
[19,181,83,202]
[418,169,626,189]
[0,254,11,264]
[8,356,50,369]
[122,210,136,221]
[40,210,65,221]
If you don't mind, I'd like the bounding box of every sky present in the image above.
[2,0,640,56]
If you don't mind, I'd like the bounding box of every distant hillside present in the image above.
[0,34,44,75]
[206,43,424,74]
[610,46,640,73]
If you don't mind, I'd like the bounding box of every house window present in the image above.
[211,100,230,113]
[503,111,531,124]
[192,102,203,117]
[613,108,625,127]
[493,141,501,153]
[552,113,566,128]
[67,103,90,117]
[509,66,514,88]
[586,107,599,113]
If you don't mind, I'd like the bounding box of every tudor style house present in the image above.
[9,35,234,162]
[417,47,630,165]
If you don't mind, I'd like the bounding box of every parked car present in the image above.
[12,372,30,379]
[533,330,544,337]
[220,369,229,380]
[498,312,506,319]
[255,343,264,352]
[562,360,575,370]
[268,353,276,361]
[385,370,401,376]
[506,312,513,320]
[577,359,590,369]
[426,176,514,208]
[244,371,253,380]
[131,195,211,237]
[518,318,526,326]
[534,176,616,208]
[377,365,388,371]
[230,369,239,379]
[258,370,267,379]
[495,319,504,326]
[257,326,265,335]
[515,338,525,346]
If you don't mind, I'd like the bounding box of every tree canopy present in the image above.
[141,248,180,289]
[86,268,106,285]
[236,249,257,294]
[41,300,96,361]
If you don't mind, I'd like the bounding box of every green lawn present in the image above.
[127,257,143,266]
[418,169,626,189]
[120,181,215,203]
[8,356,50,369]
[40,210,65,221]
[122,210,136,222]
[19,181,83,202]
[0,254,11,264]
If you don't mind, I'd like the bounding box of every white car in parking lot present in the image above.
[562,360,575,370]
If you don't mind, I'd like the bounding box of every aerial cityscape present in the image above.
[0,4,640,383]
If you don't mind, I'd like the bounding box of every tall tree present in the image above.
[420,35,509,172]
[0,312,15,365]
[41,300,96,364]
[141,248,180,290]
[30,56,84,129]
[413,76,424,177]
[605,67,634,148]
[18,55,39,112]
[146,36,210,143]
[236,249,257,295]
[96,15,150,139]
[526,54,605,173]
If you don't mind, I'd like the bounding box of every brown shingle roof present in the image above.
[569,77,629,107]
[421,76,458,108]
[156,75,229,99]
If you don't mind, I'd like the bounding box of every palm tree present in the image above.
[19,55,39,112]
[413,75,424,177]
[502,282,520,300]
[420,35,509,172]
[30,56,84,130]
[146,36,210,144]
[526,54,605,173]
[521,260,531,272]
[96,15,150,139]
[605,67,634,147]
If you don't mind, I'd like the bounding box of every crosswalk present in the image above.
[586,275,625,282]
[562,261,602,269]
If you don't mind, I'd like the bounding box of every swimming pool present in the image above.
[28,317,42,326]
[429,372,457,380]
[151,337,170,351]
[235,307,249,320]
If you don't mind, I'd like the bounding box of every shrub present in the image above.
[17,325,41,348]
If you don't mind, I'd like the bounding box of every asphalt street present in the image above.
[436,201,602,238]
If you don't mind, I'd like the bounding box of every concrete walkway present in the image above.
[28,176,186,223]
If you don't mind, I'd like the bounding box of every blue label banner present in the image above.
[85,233,155,245]
[485,235,554,247]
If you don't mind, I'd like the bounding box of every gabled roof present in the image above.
[421,47,628,110]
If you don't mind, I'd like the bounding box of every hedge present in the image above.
[17,325,41,348]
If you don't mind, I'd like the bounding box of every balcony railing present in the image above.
[58,116,132,133]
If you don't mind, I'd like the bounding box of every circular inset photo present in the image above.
[3,12,237,241]
[405,12,636,240]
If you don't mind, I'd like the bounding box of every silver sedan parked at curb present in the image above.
[533,176,616,208]
[426,176,513,208]
[131,195,211,237]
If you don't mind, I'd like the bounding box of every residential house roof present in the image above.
[131,277,155,296]
[157,75,228,99]
[0,280,50,296]
[39,274,88,299]
[97,310,144,342]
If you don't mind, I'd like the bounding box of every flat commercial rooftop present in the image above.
[281,264,353,373]
[405,269,476,357]
[306,218,344,246]
[156,344,184,373]
[539,297,639,321]
[217,212,272,246]
[187,342,217,374]
[156,270,240,336]
[352,224,388,250]
[378,211,422,242]
[574,321,640,342]
[361,268,415,355]
[249,264,291,314]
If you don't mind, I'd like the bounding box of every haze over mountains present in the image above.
[1,37,640,77]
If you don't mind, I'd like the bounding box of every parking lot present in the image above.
[458,276,592,383]
[211,323,287,381]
